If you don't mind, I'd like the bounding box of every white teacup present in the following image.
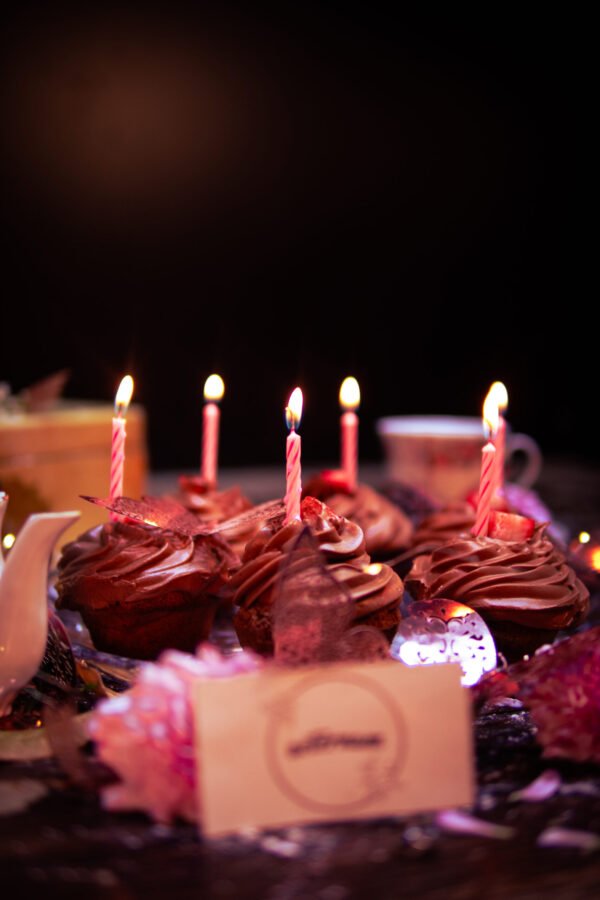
[376,415,542,504]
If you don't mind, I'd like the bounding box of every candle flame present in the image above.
[2,533,16,550]
[591,548,600,572]
[483,390,500,438]
[579,531,591,544]
[115,375,134,416]
[339,376,360,411]
[204,373,225,402]
[285,387,303,431]
[489,381,508,413]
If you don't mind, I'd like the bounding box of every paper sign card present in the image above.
[194,659,473,837]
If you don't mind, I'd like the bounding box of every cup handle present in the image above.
[506,433,543,489]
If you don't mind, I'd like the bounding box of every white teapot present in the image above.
[0,493,79,716]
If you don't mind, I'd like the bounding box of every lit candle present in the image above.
[201,374,225,488]
[110,375,134,519]
[487,381,508,498]
[339,376,360,491]
[284,387,303,524]
[472,391,498,537]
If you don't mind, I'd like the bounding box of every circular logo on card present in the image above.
[265,669,407,814]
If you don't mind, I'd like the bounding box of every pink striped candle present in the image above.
[201,374,225,488]
[472,440,496,537]
[472,390,499,537]
[339,376,360,491]
[284,387,303,524]
[110,375,134,520]
[487,381,508,499]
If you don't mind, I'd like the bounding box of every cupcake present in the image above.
[227,496,404,655]
[407,486,562,562]
[56,521,238,659]
[406,512,589,661]
[303,470,413,560]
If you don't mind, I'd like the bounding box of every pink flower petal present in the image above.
[436,809,514,840]
[509,770,562,803]
[537,827,600,852]
[89,643,263,823]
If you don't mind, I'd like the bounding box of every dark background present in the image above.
[1,4,594,470]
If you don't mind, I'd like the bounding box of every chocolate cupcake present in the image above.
[406,519,589,661]
[304,473,413,560]
[56,521,238,659]
[227,496,404,655]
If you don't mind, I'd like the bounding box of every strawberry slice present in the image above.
[320,469,352,493]
[488,510,535,541]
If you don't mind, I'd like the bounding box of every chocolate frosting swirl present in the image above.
[410,504,476,555]
[407,525,589,631]
[57,521,239,612]
[304,476,413,559]
[228,497,403,622]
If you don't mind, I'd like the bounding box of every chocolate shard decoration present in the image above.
[210,499,285,535]
[20,369,70,412]
[82,495,284,539]
[81,495,208,536]
[391,599,497,686]
[272,526,389,667]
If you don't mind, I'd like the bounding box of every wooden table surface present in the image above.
[2,459,599,899]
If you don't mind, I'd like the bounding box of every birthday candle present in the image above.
[201,374,225,488]
[472,390,499,537]
[284,387,303,524]
[110,375,134,519]
[339,377,360,491]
